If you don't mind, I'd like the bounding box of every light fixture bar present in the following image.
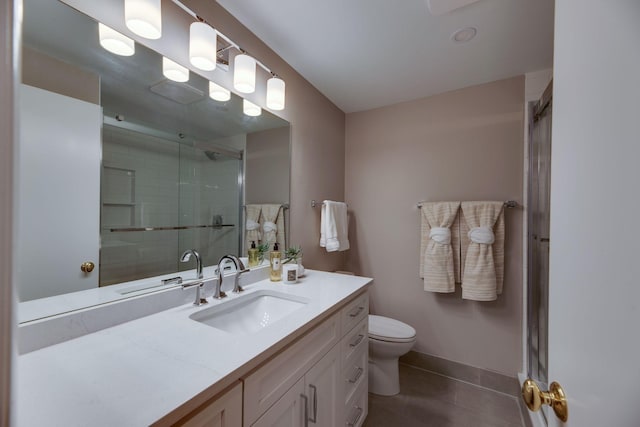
[170,0,275,76]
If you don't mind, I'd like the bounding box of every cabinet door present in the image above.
[178,382,242,427]
[304,345,341,427]
[251,378,306,427]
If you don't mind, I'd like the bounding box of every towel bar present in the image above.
[311,200,349,208]
[416,200,519,209]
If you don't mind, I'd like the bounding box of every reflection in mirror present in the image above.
[17,0,290,317]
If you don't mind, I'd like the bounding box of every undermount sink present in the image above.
[189,290,309,335]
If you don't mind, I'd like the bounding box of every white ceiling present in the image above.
[216,0,555,113]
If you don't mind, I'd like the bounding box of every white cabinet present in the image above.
[243,313,341,426]
[177,381,243,427]
[253,345,340,427]
[302,345,341,427]
[252,378,306,427]
[244,290,370,427]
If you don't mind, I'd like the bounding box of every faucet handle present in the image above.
[182,281,208,306]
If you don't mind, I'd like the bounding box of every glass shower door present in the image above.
[527,82,552,424]
[178,143,243,270]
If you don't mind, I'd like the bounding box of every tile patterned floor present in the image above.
[363,364,528,427]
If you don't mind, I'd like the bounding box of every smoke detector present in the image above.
[451,27,478,44]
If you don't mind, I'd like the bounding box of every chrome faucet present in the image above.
[214,255,250,299]
[180,249,203,279]
[182,280,207,306]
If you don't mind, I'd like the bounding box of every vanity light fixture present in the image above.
[189,21,217,71]
[234,54,256,94]
[266,76,285,111]
[125,0,162,40]
[163,57,189,82]
[98,23,135,56]
[209,81,230,102]
[130,0,286,111]
[243,99,261,117]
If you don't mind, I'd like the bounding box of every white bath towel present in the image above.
[460,201,505,301]
[320,201,350,252]
[419,201,461,293]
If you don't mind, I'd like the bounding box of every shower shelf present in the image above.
[108,224,235,232]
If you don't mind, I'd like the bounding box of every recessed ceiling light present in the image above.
[451,27,477,44]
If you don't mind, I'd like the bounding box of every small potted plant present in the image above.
[283,245,304,277]
[256,242,270,265]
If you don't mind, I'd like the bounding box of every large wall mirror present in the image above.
[17,0,290,321]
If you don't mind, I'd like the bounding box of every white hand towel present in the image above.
[320,201,349,252]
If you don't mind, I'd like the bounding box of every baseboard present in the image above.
[399,350,521,397]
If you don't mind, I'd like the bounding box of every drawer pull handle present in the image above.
[349,334,365,347]
[300,393,309,427]
[349,306,365,318]
[309,384,318,423]
[347,406,364,427]
[348,367,364,384]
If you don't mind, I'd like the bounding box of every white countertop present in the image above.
[16,270,371,426]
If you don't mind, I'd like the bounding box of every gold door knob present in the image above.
[522,379,568,422]
[80,261,95,273]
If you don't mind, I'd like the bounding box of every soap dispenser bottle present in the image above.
[269,242,282,282]
[248,241,259,268]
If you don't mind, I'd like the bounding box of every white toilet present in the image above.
[368,314,416,396]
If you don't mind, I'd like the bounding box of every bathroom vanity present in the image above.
[16,270,371,427]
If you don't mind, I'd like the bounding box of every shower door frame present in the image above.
[526,81,553,426]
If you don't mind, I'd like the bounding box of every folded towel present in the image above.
[261,204,285,248]
[320,201,350,252]
[460,201,505,301]
[245,204,262,255]
[419,202,461,293]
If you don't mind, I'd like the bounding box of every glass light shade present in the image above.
[266,77,286,110]
[234,54,256,93]
[162,57,189,82]
[189,22,217,71]
[243,99,261,117]
[209,81,230,102]
[125,0,162,40]
[98,23,135,56]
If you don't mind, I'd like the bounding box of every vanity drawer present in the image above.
[243,312,340,426]
[341,292,369,335]
[342,346,367,407]
[343,379,368,427]
[341,316,368,368]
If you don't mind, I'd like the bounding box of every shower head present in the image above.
[204,151,219,161]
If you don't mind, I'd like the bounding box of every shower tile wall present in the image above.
[100,126,241,286]
[178,147,241,269]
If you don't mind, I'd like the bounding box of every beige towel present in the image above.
[419,202,461,293]
[460,201,505,301]
[260,204,285,249]
[245,204,262,255]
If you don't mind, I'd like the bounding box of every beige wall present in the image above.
[345,76,525,376]
[22,47,100,105]
[246,126,290,205]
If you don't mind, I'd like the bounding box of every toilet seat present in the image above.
[369,315,416,343]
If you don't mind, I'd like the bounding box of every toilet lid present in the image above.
[369,315,416,342]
